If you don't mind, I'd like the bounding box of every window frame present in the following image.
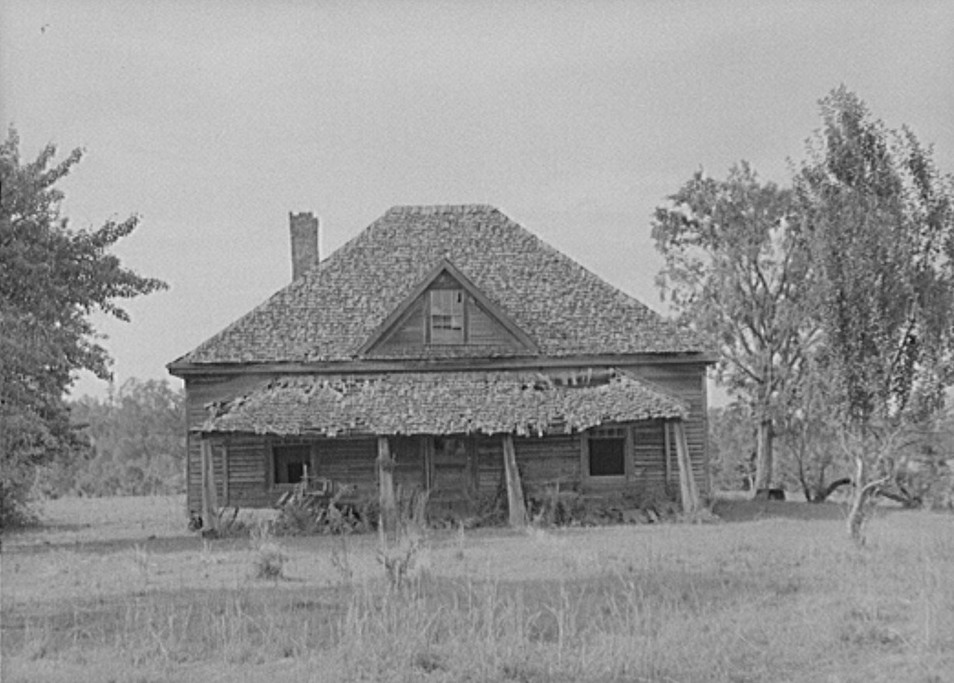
[269,442,315,489]
[581,424,633,483]
[428,288,467,344]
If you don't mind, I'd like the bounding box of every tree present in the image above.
[774,354,851,502]
[708,402,757,491]
[652,163,817,494]
[796,87,954,541]
[0,128,166,527]
[39,379,186,498]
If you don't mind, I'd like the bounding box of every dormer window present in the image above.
[429,289,464,344]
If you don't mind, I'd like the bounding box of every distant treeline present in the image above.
[39,379,186,498]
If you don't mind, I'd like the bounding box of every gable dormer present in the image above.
[360,260,536,357]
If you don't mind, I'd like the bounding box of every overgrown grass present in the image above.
[3,499,953,682]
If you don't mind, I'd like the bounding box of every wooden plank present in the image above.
[502,434,527,528]
[200,439,220,533]
[476,436,504,494]
[377,436,397,542]
[673,421,700,514]
[664,419,672,485]
[514,435,580,487]
[215,442,228,506]
[423,436,435,491]
[390,436,426,492]
[169,354,717,376]
[625,363,709,495]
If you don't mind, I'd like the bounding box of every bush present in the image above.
[0,472,38,530]
[251,542,287,580]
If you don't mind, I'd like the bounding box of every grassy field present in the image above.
[2,495,953,682]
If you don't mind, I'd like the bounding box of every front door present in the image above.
[429,436,476,502]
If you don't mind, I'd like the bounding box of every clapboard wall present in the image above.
[184,374,269,515]
[625,362,709,494]
[182,361,709,514]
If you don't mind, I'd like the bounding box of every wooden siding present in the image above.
[632,419,669,487]
[390,436,427,493]
[315,438,378,498]
[376,298,426,349]
[371,279,525,354]
[185,374,272,513]
[183,360,708,512]
[467,300,514,345]
[625,363,709,494]
[475,436,504,494]
[188,422,693,513]
[187,440,226,513]
[221,436,271,509]
[514,435,581,489]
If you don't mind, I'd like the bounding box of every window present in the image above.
[587,426,627,477]
[430,289,465,344]
[273,444,311,485]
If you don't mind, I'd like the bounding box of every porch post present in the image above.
[200,437,220,534]
[502,434,527,528]
[672,420,700,514]
[663,420,672,486]
[377,436,398,542]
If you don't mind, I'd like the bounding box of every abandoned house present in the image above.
[167,204,715,527]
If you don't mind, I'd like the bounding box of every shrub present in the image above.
[252,543,287,580]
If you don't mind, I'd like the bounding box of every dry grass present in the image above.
[2,495,953,682]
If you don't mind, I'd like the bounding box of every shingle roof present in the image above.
[200,369,689,437]
[176,204,705,365]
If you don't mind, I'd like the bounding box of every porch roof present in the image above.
[198,369,689,438]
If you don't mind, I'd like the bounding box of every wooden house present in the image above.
[167,205,715,528]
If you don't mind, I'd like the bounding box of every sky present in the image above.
[2,1,952,401]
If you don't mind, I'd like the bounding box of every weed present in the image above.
[249,523,287,580]
[129,544,152,590]
[5,496,954,683]
[377,535,427,590]
[329,538,354,584]
[252,543,287,580]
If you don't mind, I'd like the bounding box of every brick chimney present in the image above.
[289,211,319,281]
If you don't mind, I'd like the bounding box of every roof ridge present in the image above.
[384,204,497,216]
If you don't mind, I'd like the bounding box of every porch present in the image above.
[191,369,701,532]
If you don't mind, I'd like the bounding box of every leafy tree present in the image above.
[774,355,851,502]
[0,128,166,527]
[653,163,817,493]
[39,379,186,497]
[796,87,954,540]
[707,403,757,491]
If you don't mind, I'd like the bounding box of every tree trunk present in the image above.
[816,477,852,503]
[502,434,527,528]
[877,487,921,508]
[846,456,881,544]
[752,419,773,493]
[377,436,397,544]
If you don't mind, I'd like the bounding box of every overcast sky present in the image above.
[2,1,952,400]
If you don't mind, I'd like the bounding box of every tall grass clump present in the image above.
[376,487,430,591]
[249,521,286,580]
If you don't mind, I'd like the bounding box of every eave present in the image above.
[166,351,719,378]
[197,369,692,437]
